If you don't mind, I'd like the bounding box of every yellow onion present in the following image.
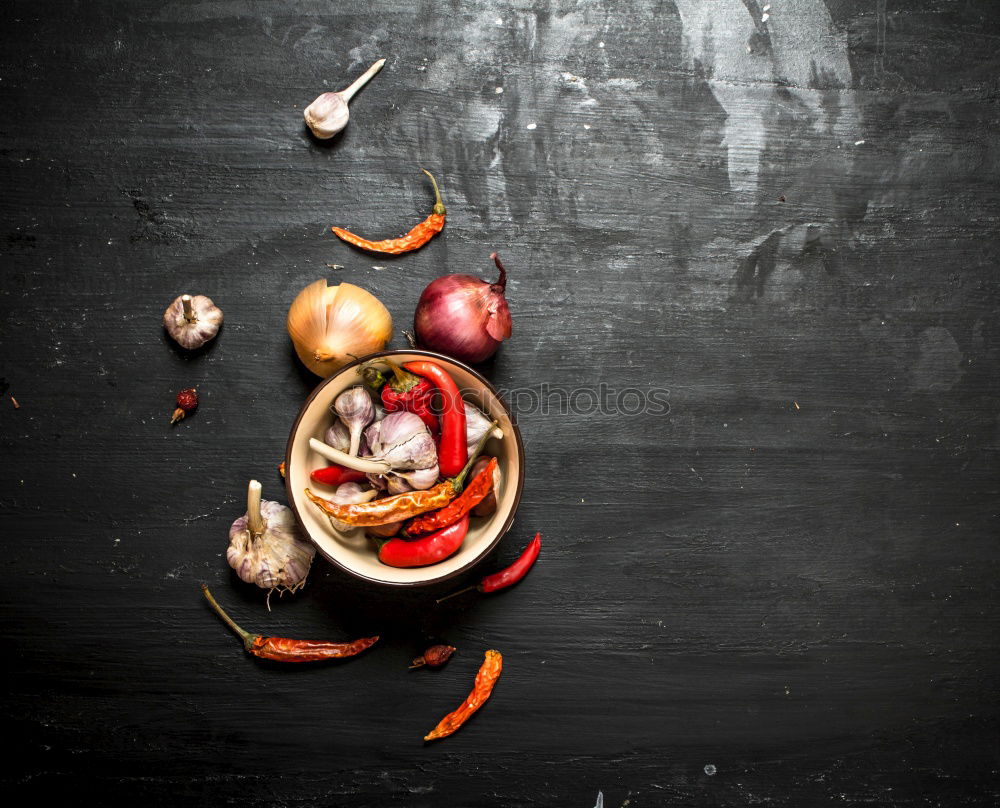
[286,279,393,377]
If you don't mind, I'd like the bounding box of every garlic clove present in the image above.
[163,294,223,350]
[303,58,386,140]
[334,386,375,457]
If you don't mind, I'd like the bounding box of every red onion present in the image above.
[413,253,512,363]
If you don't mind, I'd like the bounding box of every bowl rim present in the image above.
[284,348,526,588]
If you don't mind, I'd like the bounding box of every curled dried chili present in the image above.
[403,360,467,477]
[331,170,446,254]
[405,457,498,536]
[202,585,378,662]
[424,650,503,742]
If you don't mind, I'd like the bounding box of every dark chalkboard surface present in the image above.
[2,0,998,804]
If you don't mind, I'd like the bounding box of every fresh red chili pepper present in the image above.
[331,170,445,255]
[170,387,198,424]
[424,650,503,742]
[405,457,498,536]
[375,515,469,568]
[437,533,541,603]
[403,360,466,477]
[379,360,438,433]
[309,464,368,486]
[202,585,378,662]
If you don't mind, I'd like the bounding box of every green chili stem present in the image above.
[422,169,446,215]
[451,420,498,492]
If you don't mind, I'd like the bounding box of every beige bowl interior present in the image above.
[286,352,523,586]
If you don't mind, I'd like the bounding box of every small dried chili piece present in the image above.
[403,360,467,477]
[375,515,469,568]
[202,585,378,662]
[424,650,503,742]
[379,360,438,433]
[170,387,198,424]
[310,464,369,487]
[405,457,498,536]
[331,170,446,255]
[410,644,456,669]
[437,533,541,603]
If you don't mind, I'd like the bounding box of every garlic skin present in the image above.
[304,93,350,139]
[287,280,392,377]
[303,58,386,140]
[227,481,315,599]
[163,294,223,349]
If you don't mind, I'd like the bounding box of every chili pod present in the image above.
[375,515,470,568]
[405,457,498,536]
[424,650,503,742]
[469,456,497,517]
[202,585,378,662]
[410,644,456,669]
[437,533,541,603]
[310,464,369,487]
[402,360,467,476]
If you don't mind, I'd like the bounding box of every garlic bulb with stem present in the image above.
[163,294,223,349]
[227,480,315,607]
[304,58,386,139]
[287,279,393,378]
[334,386,375,456]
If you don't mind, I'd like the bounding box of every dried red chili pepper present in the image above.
[375,515,469,568]
[202,585,378,662]
[305,419,495,528]
[403,360,467,477]
[437,533,541,603]
[469,456,497,517]
[331,170,445,255]
[424,650,503,742]
[310,464,368,487]
[410,644,456,669]
[405,457,498,536]
[379,360,438,433]
[170,387,198,424]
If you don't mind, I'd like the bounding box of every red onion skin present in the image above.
[413,255,512,364]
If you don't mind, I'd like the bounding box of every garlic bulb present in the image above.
[227,480,315,601]
[372,411,437,470]
[334,387,375,456]
[287,279,392,377]
[163,294,223,349]
[465,402,504,457]
[304,58,386,139]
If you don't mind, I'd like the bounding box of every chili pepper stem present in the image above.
[201,585,260,652]
[422,169,446,215]
[247,480,265,539]
[170,407,186,425]
[451,420,499,492]
[435,584,478,604]
[181,294,197,323]
[338,58,386,104]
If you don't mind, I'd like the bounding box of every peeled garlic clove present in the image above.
[335,386,375,456]
[163,294,223,350]
[303,59,386,140]
[227,480,315,598]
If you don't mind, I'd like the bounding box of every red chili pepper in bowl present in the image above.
[437,533,541,602]
[405,457,498,536]
[379,360,438,433]
[309,464,368,487]
[374,515,470,568]
[403,360,466,477]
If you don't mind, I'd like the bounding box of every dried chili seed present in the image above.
[171,387,198,424]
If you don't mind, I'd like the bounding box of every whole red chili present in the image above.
[202,585,378,662]
[379,360,438,433]
[405,457,498,536]
[310,464,368,487]
[375,515,470,568]
[410,644,456,669]
[331,170,445,255]
[403,360,466,477]
[437,533,541,603]
[170,387,198,424]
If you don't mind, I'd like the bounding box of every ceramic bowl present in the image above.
[285,350,525,587]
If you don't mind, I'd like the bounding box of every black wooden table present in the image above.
[2,1,998,804]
